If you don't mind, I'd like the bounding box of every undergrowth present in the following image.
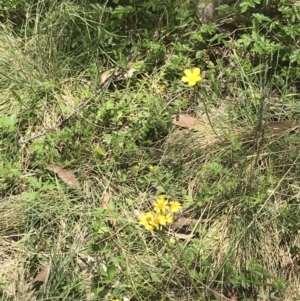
[1,0,300,301]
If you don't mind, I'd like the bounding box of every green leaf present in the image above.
[91,244,101,252]
[107,264,116,280]
[0,114,17,132]
[95,146,107,156]
[253,13,271,23]
[0,167,10,175]
[21,191,40,201]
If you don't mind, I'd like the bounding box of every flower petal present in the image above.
[158,215,167,226]
[192,67,200,76]
[157,195,166,201]
[170,201,182,213]
[181,76,189,82]
[183,69,192,77]
[145,224,154,231]
[165,213,173,223]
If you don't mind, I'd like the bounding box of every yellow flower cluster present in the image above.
[139,195,182,231]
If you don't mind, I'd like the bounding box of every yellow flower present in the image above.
[181,68,202,86]
[112,299,120,301]
[148,165,154,172]
[153,195,168,213]
[169,201,182,213]
[165,213,173,224]
[157,194,165,201]
[139,212,155,230]
[158,84,166,92]
[152,214,167,229]
[169,237,176,244]
[144,224,154,231]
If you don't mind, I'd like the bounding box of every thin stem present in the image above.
[196,86,226,143]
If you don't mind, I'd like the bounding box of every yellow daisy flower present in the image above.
[169,201,182,213]
[139,212,154,226]
[181,68,202,86]
[153,195,168,213]
[165,213,174,224]
[152,214,167,229]
[140,212,155,231]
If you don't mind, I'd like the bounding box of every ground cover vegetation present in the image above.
[1,0,300,300]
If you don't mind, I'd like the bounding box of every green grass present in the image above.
[1,0,300,300]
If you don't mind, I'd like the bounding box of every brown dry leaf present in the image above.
[100,68,121,84]
[124,64,136,79]
[100,189,116,226]
[101,189,112,210]
[46,164,80,189]
[196,0,219,22]
[173,217,202,228]
[123,61,144,79]
[266,120,299,134]
[174,233,194,242]
[100,61,143,84]
[32,266,49,290]
[172,114,205,131]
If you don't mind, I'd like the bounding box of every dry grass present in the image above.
[2,88,300,301]
[1,13,300,301]
[0,196,26,234]
[157,102,300,299]
[0,237,33,301]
